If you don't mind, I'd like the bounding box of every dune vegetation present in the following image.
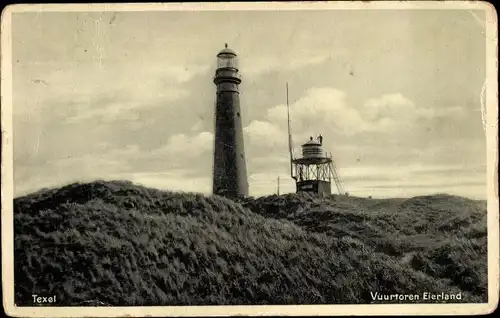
[13,180,487,306]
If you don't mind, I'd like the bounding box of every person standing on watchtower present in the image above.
[317,134,323,145]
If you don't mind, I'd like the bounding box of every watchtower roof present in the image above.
[302,139,321,147]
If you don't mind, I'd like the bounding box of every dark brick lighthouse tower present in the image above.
[212,44,249,198]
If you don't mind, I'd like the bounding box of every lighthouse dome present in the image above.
[217,44,237,57]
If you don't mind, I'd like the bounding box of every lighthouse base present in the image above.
[296,180,331,197]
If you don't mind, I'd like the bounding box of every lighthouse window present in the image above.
[217,55,238,69]
[236,112,240,117]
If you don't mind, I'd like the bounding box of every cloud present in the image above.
[64,96,186,124]
[340,163,483,180]
[265,88,460,138]
[364,93,419,118]
[243,120,287,149]
[190,120,204,132]
[335,163,487,199]
[127,171,211,194]
[265,88,425,140]
[161,131,214,157]
[14,145,140,196]
[167,131,214,154]
[14,58,208,125]
[243,54,331,77]
[61,65,198,123]
[267,87,366,135]
[239,87,487,198]
[242,88,424,179]
[360,93,426,132]
[13,136,213,197]
[248,172,296,197]
[421,105,469,119]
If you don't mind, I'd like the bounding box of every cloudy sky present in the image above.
[11,7,488,199]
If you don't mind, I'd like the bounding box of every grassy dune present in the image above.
[13,180,487,306]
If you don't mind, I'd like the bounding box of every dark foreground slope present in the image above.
[14,181,487,306]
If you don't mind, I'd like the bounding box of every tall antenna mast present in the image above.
[286,82,296,180]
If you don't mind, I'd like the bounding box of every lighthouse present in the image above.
[212,44,249,198]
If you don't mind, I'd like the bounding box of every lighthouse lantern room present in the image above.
[216,44,238,69]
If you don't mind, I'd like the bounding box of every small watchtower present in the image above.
[285,82,347,197]
[291,136,336,197]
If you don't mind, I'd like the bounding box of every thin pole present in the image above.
[286,82,295,180]
[277,176,280,195]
